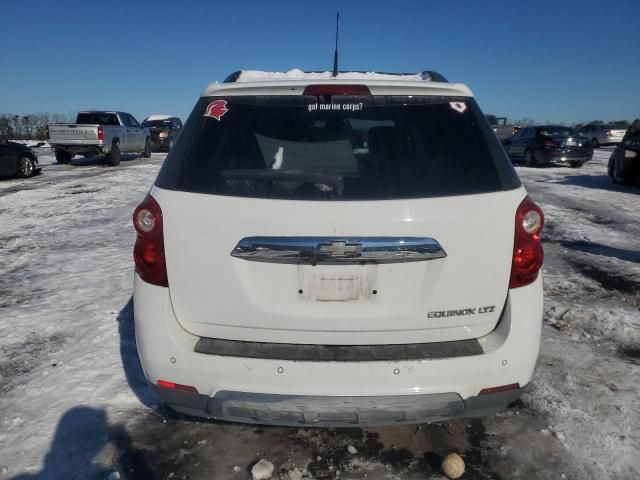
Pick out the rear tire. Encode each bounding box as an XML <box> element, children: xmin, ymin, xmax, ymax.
<box><xmin>524</xmin><ymin>149</ymin><xmax>536</xmax><ymax>167</ymax></box>
<box><xmin>55</xmin><ymin>150</ymin><xmax>71</xmax><ymax>164</ymax></box>
<box><xmin>107</xmin><ymin>142</ymin><xmax>121</xmax><ymax>166</ymax></box>
<box><xmin>591</xmin><ymin>138</ymin><xmax>600</xmax><ymax>148</ymax></box>
<box><xmin>569</xmin><ymin>162</ymin><xmax>583</xmax><ymax>168</ymax></box>
<box><xmin>141</xmin><ymin>138</ymin><xmax>151</xmax><ymax>158</ymax></box>
<box><xmin>16</xmin><ymin>156</ymin><xmax>36</xmax><ymax>178</ymax></box>
<box><xmin>611</xmin><ymin>166</ymin><xmax>631</xmax><ymax>185</ymax></box>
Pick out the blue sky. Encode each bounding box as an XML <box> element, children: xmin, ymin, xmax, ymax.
<box><xmin>1</xmin><ymin>0</ymin><xmax>638</xmax><ymax>124</ymax></box>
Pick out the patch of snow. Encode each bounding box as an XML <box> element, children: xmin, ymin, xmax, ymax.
<box><xmin>7</xmin><ymin>139</ymin><xmax>50</xmax><ymax>148</ymax></box>
<box><xmin>143</xmin><ymin>114</ymin><xmax>173</xmax><ymax>121</ymax></box>
<box><xmin>346</xmin><ymin>444</ymin><xmax>358</xmax><ymax>454</ymax></box>
<box><xmin>236</xmin><ymin>68</ymin><xmax>427</xmax><ymax>82</ymax></box>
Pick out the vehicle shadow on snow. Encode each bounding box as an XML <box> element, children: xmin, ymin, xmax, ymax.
<box><xmin>67</xmin><ymin>153</ymin><xmax>143</xmax><ymax>167</ymax></box>
<box><xmin>117</xmin><ymin>297</ymin><xmax>157</xmax><ymax>408</ymax></box>
<box><xmin>560</xmin><ymin>240</ymin><xmax>640</xmax><ymax>264</ymax></box>
<box><xmin>552</xmin><ymin>174</ymin><xmax>640</xmax><ymax>194</ymax></box>
<box><xmin>9</xmin><ymin>406</ymin><xmax>152</xmax><ymax>480</ymax></box>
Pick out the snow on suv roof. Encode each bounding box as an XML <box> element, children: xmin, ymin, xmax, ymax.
<box><xmin>234</xmin><ymin>69</ymin><xmax>431</xmax><ymax>82</ymax></box>
<box><xmin>145</xmin><ymin>115</ymin><xmax>174</xmax><ymax>121</ymax></box>
<box><xmin>202</xmin><ymin>69</ymin><xmax>473</xmax><ymax>97</ymax></box>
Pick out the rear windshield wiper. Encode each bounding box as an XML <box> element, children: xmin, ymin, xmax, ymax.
<box><xmin>222</xmin><ymin>169</ymin><xmax>344</xmax><ymax>191</ymax></box>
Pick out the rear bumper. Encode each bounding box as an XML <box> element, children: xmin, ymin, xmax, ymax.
<box><xmin>154</xmin><ymin>386</ymin><xmax>522</xmax><ymax>427</ymax></box>
<box><xmin>51</xmin><ymin>143</ymin><xmax>107</xmax><ymax>155</ymax></box>
<box><xmin>134</xmin><ymin>274</ymin><xmax>543</xmax><ymax>425</ymax></box>
<box><xmin>539</xmin><ymin>148</ymin><xmax>592</xmax><ymax>165</ymax></box>
<box><xmin>149</xmin><ymin>136</ymin><xmax>171</xmax><ymax>149</ymax></box>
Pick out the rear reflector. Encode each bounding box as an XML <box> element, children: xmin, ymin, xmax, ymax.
<box><xmin>479</xmin><ymin>383</ymin><xmax>520</xmax><ymax>395</ymax></box>
<box><xmin>157</xmin><ymin>380</ymin><xmax>199</xmax><ymax>394</ymax></box>
<box><xmin>97</xmin><ymin>125</ymin><xmax>104</xmax><ymax>142</ymax></box>
<box><xmin>303</xmin><ymin>84</ymin><xmax>371</xmax><ymax>96</ymax></box>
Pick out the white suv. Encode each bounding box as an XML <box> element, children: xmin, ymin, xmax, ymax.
<box><xmin>132</xmin><ymin>70</ymin><xmax>544</xmax><ymax>426</ymax></box>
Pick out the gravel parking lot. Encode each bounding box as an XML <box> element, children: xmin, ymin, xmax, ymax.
<box><xmin>0</xmin><ymin>148</ymin><xmax>638</xmax><ymax>479</ymax></box>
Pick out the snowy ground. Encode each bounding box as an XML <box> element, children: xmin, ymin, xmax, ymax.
<box><xmin>0</xmin><ymin>148</ymin><xmax>638</xmax><ymax>479</ymax></box>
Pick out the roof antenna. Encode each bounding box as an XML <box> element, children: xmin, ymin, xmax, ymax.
<box><xmin>332</xmin><ymin>12</ymin><xmax>340</xmax><ymax>77</ymax></box>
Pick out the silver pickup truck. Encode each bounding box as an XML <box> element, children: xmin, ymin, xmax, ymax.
<box><xmin>486</xmin><ymin>114</ymin><xmax>520</xmax><ymax>142</ymax></box>
<box><xmin>47</xmin><ymin>111</ymin><xmax>151</xmax><ymax>165</ymax></box>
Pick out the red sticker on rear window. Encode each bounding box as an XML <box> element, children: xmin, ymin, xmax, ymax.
<box><xmin>204</xmin><ymin>100</ymin><xmax>229</xmax><ymax>120</ymax></box>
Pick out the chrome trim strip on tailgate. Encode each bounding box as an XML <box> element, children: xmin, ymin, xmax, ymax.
<box><xmin>230</xmin><ymin>237</ymin><xmax>447</xmax><ymax>264</ymax></box>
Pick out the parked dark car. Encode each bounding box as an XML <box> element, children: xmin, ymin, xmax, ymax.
<box><xmin>608</xmin><ymin>119</ymin><xmax>639</xmax><ymax>185</ymax></box>
<box><xmin>141</xmin><ymin>115</ymin><xmax>182</xmax><ymax>152</ymax></box>
<box><xmin>0</xmin><ymin>141</ymin><xmax>40</xmax><ymax>178</ymax></box>
<box><xmin>504</xmin><ymin>125</ymin><xmax>593</xmax><ymax>168</ymax></box>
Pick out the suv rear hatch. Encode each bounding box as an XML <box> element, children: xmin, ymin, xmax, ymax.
<box><xmin>153</xmin><ymin>88</ymin><xmax>524</xmax><ymax>345</ymax></box>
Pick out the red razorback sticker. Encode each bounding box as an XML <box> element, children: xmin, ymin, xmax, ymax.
<box><xmin>204</xmin><ymin>100</ymin><xmax>229</xmax><ymax>120</ymax></box>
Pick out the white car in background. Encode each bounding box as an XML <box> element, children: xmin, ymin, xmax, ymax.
<box><xmin>132</xmin><ymin>69</ymin><xmax>545</xmax><ymax>426</ymax></box>
<box><xmin>577</xmin><ymin>123</ymin><xmax>627</xmax><ymax>148</ymax></box>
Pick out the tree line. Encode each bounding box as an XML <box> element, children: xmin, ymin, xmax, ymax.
<box><xmin>0</xmin><ymin>112</ymin><xmax>75</xmax><ymax>141</ymax></box>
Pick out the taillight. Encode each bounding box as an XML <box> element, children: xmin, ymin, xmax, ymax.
<box><xmin>509</xmin><ymin>196</ymin><xmax>544</xmax><ymax>289</ymax></box>
<box><xmin>157</xmin><ymin>380</ymin><xmax>198</xmax><ymax>394</ymax></box>
<box><xmin>479</xmin><ymin>383</ymin><xmax>520</xmax><ymax>395</ymax></box>
<box><xmin>133</xmin><ymin>194</ymin><xmax>168</xmax><ymax>287</ymax></box>
<box><xmin>605</xmin><ymin>130</ymin><xmax>612</xmax><ymax>137</ymax></box>
<box><xmin>303</xmin><ymin>84</ymin><xmax>371</xmax><ymax>96</ymax></box>
<box><xmin>45</xmin><ymin>125</ymin><xmax>50</xmax><ymax>140</ymax></box>
<box><xmin>97</xmin><ymin>125</ymin><xmax>104</xmax><ymax>141</ymax></box>
<box><xmin>543</xmin><ymin>139</ymin><xmax>556</xmax><ymax>147</ymax></box>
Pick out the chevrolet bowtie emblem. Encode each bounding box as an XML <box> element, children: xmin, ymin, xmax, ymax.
<box><xmin>317</xmin><ymin>240</ymin><xmax>362</xmax><ymax>257</ymax></box>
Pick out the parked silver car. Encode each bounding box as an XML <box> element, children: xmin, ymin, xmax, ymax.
<box><xmin>577</xmin><ymin>124</ymin><xmax>627</xmax><ymax>148</ymax></box>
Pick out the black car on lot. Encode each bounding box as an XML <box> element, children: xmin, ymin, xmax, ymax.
<box><xmin>608</xmin><ymin>119</ymin><xmax>639</xmax><ymax>185</ymax></box>
<box><xmin>141</xmin><ymin>115</ymin><xmax>182</xmax><ymax>152</ymax></box>
<box><xmin>504</xmin><ymin>125</ymin><xmax>593</xmax><ymax>168</ymax></box>
<box><xmin>0</xmin><ymin>141</ymin><xmax>40</xmax><ymax>178</ymax></box>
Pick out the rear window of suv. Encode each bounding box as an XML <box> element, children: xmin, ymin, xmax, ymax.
<box><xmin>156</xmin><ymin>95</ymin><xmax>520</xmax><ymax>200</ymax></box>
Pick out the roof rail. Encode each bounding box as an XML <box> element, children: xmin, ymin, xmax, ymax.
<box><xmin>223</xmin><ymin>71</ymin><xmax>242</xmax><ymax>83</ymax></box>
<box><xmin>420</xmin><ymin>70</ymin><xmax>448</xmax><ymax>82</ymax></box>
<box><xmin>223</xmin><ymin>70</ymin><xmax>448</xmax><ymax>83</ymax></box>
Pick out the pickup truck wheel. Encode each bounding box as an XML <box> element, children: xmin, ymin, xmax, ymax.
<box><xmin>141</xmin><ymin>138</ymin><xmax>151</xmax><ymax>158</ymax></box>
<box><xmin>107</xmin><ymin>142</ymin><xmax>121</xmax><ymax>166</ymax></box>
<box><xmin>17</xmin><ymin>156</ymin><xmax>36</xmax><ymax>178</ymax></box>
<box><xmin>591</xmin><ymin>138</ymin><xmax>600</xmax><ymax>148</ymax></box>
<box><xmin>55</xmin><ymin>150</ymin><xmax>71</xmax><ymax>164</ymax></box>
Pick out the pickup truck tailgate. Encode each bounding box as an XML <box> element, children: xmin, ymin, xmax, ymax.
<box><xmin>48</xmin><ymin>124</ymin><xmax>101</xmax><ymax>145</ymax></box>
